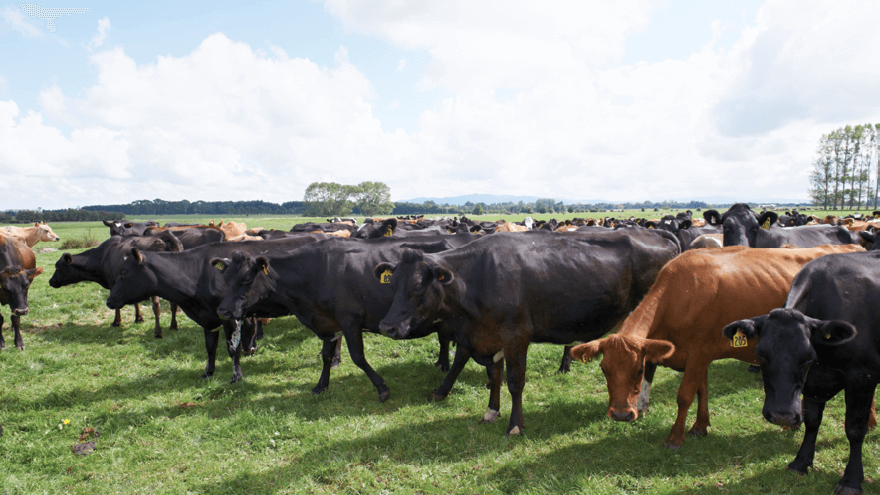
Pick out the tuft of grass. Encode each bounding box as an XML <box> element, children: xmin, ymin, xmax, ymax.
<box><xmin>60</xmin><ymin>232</ymin><xmax>100</xmax><ymax>249</ymax></box>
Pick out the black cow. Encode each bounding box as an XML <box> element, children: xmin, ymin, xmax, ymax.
<box><xmin>376</xmin><ymin>229</ymin><xmax>681</xmax><ymax>435</ymax></box>
<box><xmin>0</xmin><ymin>235</ymin><xmax>43</xmax><ymax>350</ymax></box>
<box><xmin>105</xmin><ymin>237</ymin><xmax>323</xmax><ymax>382</ymax></box>
<box><xmin>722</xmin><ymin>250</ymin><xmax>880</xmax><ymax>495</ymax></box>
<box><xmin>143</xmin><ymin>226</ymin><xmax>226</xmax><ymax>250</ymax></box>
<box><xmin>214</xmin><ymin>235</ymin><xmax>480</xmax><ymax>402</ymax></box>
<box><xmin>162</xmin><ymin>222</ymin><xmax>202</xmax><ymax>228</ymax></box>
<box><xmin>103</xmin><ymin>220</ymin><xmax>159</xmax><ymax>236</ymax></box>
<box><xmin>49</xmin><ymin>232</ymin><xmax>183</xmax><ymax>336</ymax></box>
<box><xmin>676</xmin><ymin>210</ymin><xmax>723</xmax><ymax>250</ymax></box>
<box><xmin>720</xmin><ymin>203</ymin><xmax>859</xmax><ymax>248</ymax></box>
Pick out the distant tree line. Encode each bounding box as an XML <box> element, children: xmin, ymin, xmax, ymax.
<box><xmin>2</xmin><ymin>208</ymin><xmax>124</xmax><ymax>224</ymax></box>
<box><xmin>81</xmin><ymin>199</ymin><xmax>307</xmax><ymax>216</ymax></box>
<box><xmin>304</xmin><ymin>181</ymin><xmax>395</xmax><ymax>217</ymax></box>
<box><xmin>810</xmin><ymin>123</ymin><xmax>880</xmax><ymax>210</ymax></box>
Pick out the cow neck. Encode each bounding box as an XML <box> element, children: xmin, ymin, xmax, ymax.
<box><xmin>18</xmin><ymin>227</ymin><xmax>39</xmax><ymax>248</ymax></box>
<box><xmin>69</xmin><ymin>246</ymin><xmax>113</xmax><ymax>288</ymax></box>
<box><xmin>262</xmin><ymin>244</ymin><xmax>322</xmax><ymax>306</ymax></box>
<box><xmin>146</xmin><ymin>250</ymin><xmax>201</xmax><ymax>301</ymax></box>
<box><xmin>614</xmin><ymin>291</ymin><xmax>664</xmax><ymax>341</ymax></box>
<box><xmin>430</xmin><ymin>246</ymin><xmax>478</xmax><ymax>323</ymax></box>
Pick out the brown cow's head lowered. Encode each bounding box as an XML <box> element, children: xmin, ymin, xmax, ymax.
<box><xmin>571</xmin><ymin>335</ymin><xmax>674</xmax><ymax>422</ymax></box>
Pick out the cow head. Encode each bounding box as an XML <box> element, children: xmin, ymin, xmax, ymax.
<box><xmin>720</xmin><ymin>203</ymin><xmax>777</xmax><ymax>247</ymax></box>
<box><xmin>722</xmin><ymin>309</ymin><xmax>856</xmax><ymax>428</ymax></box>
<box><xmin>376</xmin><ymin>249</ymin><xmax>453</xmax><ymax>339</ymax></box>
<box><xmin>570</xmin><ymin>335</ymin><xmax>674</xmax><ymax>422</ymax></box>
<box><xmin>0</xmin><ymin>265</ymin><xmax>43</xmax><ymax>314</ymax></box>
<box><xmin>214</xmin><ymin>250</ymin><xmax>276</xmax><ymax>320</ymax></box>
<box><xmin>703</xmin><ymin>209</ymin><xmax>722</xmax><ymax>226</ymax></box>
<box><xmin>35</xmin><ymin>222</ymin><xmax>60</xmax><ymax>242</ymax></box>
<box><xmin>106</xmin><ymin>248</ymin><xmax>158</xmax><ymax>309</ymax></box>
<box><xmin>49</xmin><ymin>252</ymin><xmax>83</xmax><ymax>288</ymax></box>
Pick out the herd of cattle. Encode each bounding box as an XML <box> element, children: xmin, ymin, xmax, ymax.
<box><xmin>2</xmin><ymin>204</ymin><xmax>880</xmax><ymax>494</ymax></box>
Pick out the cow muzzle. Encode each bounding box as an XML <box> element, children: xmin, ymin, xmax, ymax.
<box><xmin>608</xmin><ymin>407</ymin><xmax>637</xmax><ymax>422</ymax></box>
<box><xmin>13</xmin><ymin>307</ymin><xmax>29</xmax><ymax>316</ymax></box>
<box><xmin>378</xmin><ymin>320</ymin><xmax>409</xmax><ymax>339</ymax></box>
<box><xmin>764</xmin><ymin>410</ymin><xmax>801</xmax><ymax>428</ymax></box>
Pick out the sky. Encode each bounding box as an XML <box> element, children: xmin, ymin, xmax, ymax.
<box><xmin>1</xmin><ymin>0</ymin><xmax>879</xmax><ymax>210</ymax></box>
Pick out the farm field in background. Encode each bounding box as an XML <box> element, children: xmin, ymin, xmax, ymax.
<box><xmin>1</xmin><ymin>217</ymin><xmax>878</xmax><ymax>493</ymax></box>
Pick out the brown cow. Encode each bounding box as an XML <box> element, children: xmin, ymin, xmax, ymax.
<box><xmin>209</xmin><ymin>220</ymin><xmax>247</xmax><ymax>238</ymax></box>
<box><xmin>495</xmin><ymin>222</ymin><xmax>529</xmax><ymax>232</ymax></box>
<box><xmin>1</xmin><ymin>222</ymin><xmax>60</xmax><ymax>248</ymax></box>
<box><xmin>0</xmin><ymin>235</ymin><xmax>44</xmax><ymax>350</ymax></box>
<box><xmin>570</xmin><ymin>243</ymin><xmax>865</xmax><ymax>450</ymax></box>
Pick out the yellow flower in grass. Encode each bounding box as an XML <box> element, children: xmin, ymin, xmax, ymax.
<box><xmin>63</xmin><ymin>419</ymin><xmax>70</xmax><ymax>425</ymax></box>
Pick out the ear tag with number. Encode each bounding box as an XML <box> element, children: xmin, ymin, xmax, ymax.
<box><xmin>380</xmin><ymin>269</ymin><xmax>392</xmax><ymax>284</ymax></box>
<box><xmin>762</xmin><ymin>219</ymin><xmax>771</xmax><ymax>230</ymax></box>
<box><xmin>215</xmin><ymin>261</ymin><xmax>225</xmax><ymax>271</ymax></box>
<box><xmin>730</xmin><ymin>330</ymin><xmax>748</xmax><ymax>348</ymax></box>
<box><xmin>648</xmin><ymin>225</ymin><xmax>653</xmax><ymax>229</ymax></box>
<box><xmin>384</xmin><ymin>226</ymin><xmax>393</xmax><ymax>237</ymax></box>
<box><xmin>262</xmin><ymin>265</ymin><xmax>269</xmax><ymax>275</ymax></box>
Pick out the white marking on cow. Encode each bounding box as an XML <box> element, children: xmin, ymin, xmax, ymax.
<box><xmin>509</xmin><ymin>425</ymin><xmax>521</xmax><ymax>435</ymax></box>
<box><xmin>231</xmin><ymin>320</ymin><xmax>242</xmax><ymax>349</ymax></box>
<box><xmin>637</xmin><ymin>380</ymin><xmax>651</xmax><ymax>414</ymax></box>
<box><xmin>493</xmin><ymin>349</ymin><xmax>504</xmax><ymax>363</ymax></box>
<box><xmin>483</xmin><ymin>409</ymin><xmax>500</xmax><ymax>422</ymax></box>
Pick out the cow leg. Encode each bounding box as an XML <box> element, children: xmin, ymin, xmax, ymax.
<box><xmin>330</xmin><ymin>334</ymin><xmax>342</xmax><ymax>370</ymax></box>
<box><xmin>11</xmin><ymin>314</ymin><xmax>24</xmax><ymax>351</ymax></box>
<box><xmin>504</xmin><ymin>343</ymin><xmax>530</xmax><ymax>435</ymax></box>
<box><xmin>430</xmin><ymin>344</ymin><xmax>472</xmax><ymax>402</ymax></box>
<box><xmin>435</xmin><ymin>332</ymin><xmax>451</xmax><ymax>372</ymax></box>
<box><xmin>134</xmin><ymin>303</ymin><xmax>144</xmax><ymax>323</ymax></box>
<box><xmin>222</xmin><ymin>321</ymin><xmax>243</xmax><ymax>383</ymax></box>
<box><xmin>789</xmin><ymin>396</ymin><xmax>828</xmax><ymax>474</ymax></box>
<box><xmin>341</xmin><ymin>328</ymin><xmax>390</xmax><ymax>402</ymax></box>
<box><xmin>169</xmin><ymin>302</ymin><xmax>179</xmax><ymax>331</ymax></box>
<box><xmin>637</xmin><ymin>362</ymin><xmax>658</xmax><ymax>415</ymax></box>
<box><xmin>834</xmin><ymin>388</ymin><xmax>874</xmax><ymax>495</ymax></box>
<box><xmin>201</xmin><ymin>327</ymin><xmax>219</xmax><ymax>379</ymax></box>
<box><xmin>312</xmin><ymin>338</ymin><xmax>338</xmax><ymax>394</ymax></box>
<box><xmin>481</xmin><ymin>359</ymin><xmax>504</xmax><ymax>424</ymax></box>
<box><xmin>688</xmin><ymin>373</ymin><xmax>711</xmax><ymax>436</ymax></box>
<box><xmin>111</xmin><ymin>308</ymin><xmax>122</xmax><ymax>327</ymax></box>
<box><xmin>0</xmin><ymin>313</ymin><xmax>5</xmax><ymax>349</ymax></box>
<box><xmin>663</xmin><ymin>361</ymin><xmax>709</xmax><ymax>449</ymax></box>
<box><xmin>151</xmin><ymin>296</ymin><xmax>162</xmax><ymax>339</ymax></box>
<box><xmin>556</xmin><ymin>345</ymin><xmax>573</xmax><ymax>374</ymax></box>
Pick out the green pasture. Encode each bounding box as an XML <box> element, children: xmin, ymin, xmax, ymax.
<box><xmin>0</xmin><ymin>218</ymin><xmax>877</xmax><ymax>494</ymax></box>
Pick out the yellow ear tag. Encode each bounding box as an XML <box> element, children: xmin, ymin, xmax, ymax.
<box><xmin>380</xmin><ymin>269</ymin><xmax>392</xmax><ymax>284</ymax></box>
<box><xmin>262</xmin><ymin>266</ymin><xmax>269</xmax><ymax>276</ymax></box>
<box><xmin>438</xmin><ymin>274</ymin><xmax>445</xmax><ymax>281</ymax></box>
<box><xmin>824</xmin><ymin>332</ymin><xmax>831</xmax><ymax>340</ymax></box>
<box><xmin>384</xmin><ymin>226</ymin><xmax>393</xmax><ymax>237</ymax></box>
<box><xmin>730</xmin><ymin>330</ymin><xmax>748</xmax><ymax>348</ymax></box>
<box><xmin>762</xmin><ymin>220</ymin><xmax>771</xmax><ymax>230</ymax></box>
<box><xmin>214</xmin><ymin>261</ymin><xmax>225</xmax><ymax>271</ymax></box>
<box><xmin>875</xmin><ymin>214</ymin><xmax>879</xmax><ymax>219</ymax></box>
<box><xmin>648</xmin><ymin>225</ymin><xmax>654</xmax><ymax>229</ymax></box>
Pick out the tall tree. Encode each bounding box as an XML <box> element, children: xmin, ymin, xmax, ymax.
<box><xmin>303</xmin><ymin>182</ymin><xmax>361</xmax><ymax>217</ymax></box>
<box><xmin>809</xmin><ymin>133</ymin><xmax>834</xmax><ymax>209</ymax></box>
<box><xmin>355</xmin><ymin>181</ymin><xmax>395</xmax><ymax>216</ymax></box>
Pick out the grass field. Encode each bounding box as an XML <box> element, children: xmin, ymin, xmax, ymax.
<box><xmin>1</xmin><ymin>216</ymin><xmax>877</xmax><ymax>494</ymax></box>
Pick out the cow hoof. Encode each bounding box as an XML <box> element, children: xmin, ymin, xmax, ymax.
<box><xmin>330</xmin><ymin>363</ymin><xmax>340</xmax><ymax>370</ymax></box>
<box><xmin>555</xmin><ymin>367</ymin><xmax>571</xmax><ymax>375</ymax></box>
<box><xmin>663</xmin><ymin>440</ymin><xmax>682</xmax><ymax>451</ymax></box>
<box><xmin>311</xmin><ymin>385</ymin><xmax>328</xmax><ymax>395</ymax></box>
<box><xmin>170</xmin><ymin>324</ymin><xmax>178</xmax><ymax>331</ymax></box>
<box><xmin>747</xmin><ymin>365</ymin><xmax>761</xmax><ymax>373</ymax></box>
<box><xmin>507</xmin><ymin>425</ymin><xmax>522</xmax><ymax>436</ymax></box>
<box><xmin>687</xmin><ymin>426</ymin><xmax>708</xmax><ymax>437</ymax></box>
<box><xmin>135</xmin><ymin>316</ymin><xmax>145</xmax><ymax>323</ymax></box>
<box><xmin>428</xmin><ymin>390</ymin><xmax>446</xmax><ymax>403</ymax></box>
<box><xmin>154</xmin><ymin>334</ymin><xmax>163</xmax><ymax>339</ymax></box>
<box><xmin>201</xmin><ymin>372</ymin><xmax>214</xmax><ymax>379</ymax></box>
<box><xmin>786</xmin><ymin>463</ymin><xmax>809</xmax><ymax>475</ymax></box>
<box><xmin>834</xmin><ymin>484</ymin><xmax>862</xmax><ymax>495</ymax></box>
<box><xmin>17</xmin><ymin>345</ymin><xmax>25</xmax><ymax>351</ymax></box>
<box><xmin>230</xmin><ymin>375</ymin><xmax>242</xmax><ymax>384</ymax></box>
<box><xmin>378</xmin><ymin>390</ymin><xmax>390</xmax><ymax>403</ymax></box>
<box><xmin>481</xmin><ymin>409</ymin><xmax>500</xmax><ymax>423</ymax></box>
<box><xmin>110</xmin><ymin>322</ymin><xmax>121</xmax><ymax>328</ymax></box>
<box><xmin>434</xmin><ymin>360</ymin><xmax>450</xmax><ymax>372</ymax></box>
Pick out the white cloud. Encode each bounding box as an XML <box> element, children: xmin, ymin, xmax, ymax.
<box><xmin>1</xmin><ymin>5</ymin><xmax>42</xmax><ymax>37</ymax></box>
<box><xmin>87</xmin><ymin>17</ymin><xmax>110</xmax><ymax>50</ymax></box>
<box><xmin>397</xmin><ymin>59</ymin><xmax>405</xmax><ymax>71</ymax></box>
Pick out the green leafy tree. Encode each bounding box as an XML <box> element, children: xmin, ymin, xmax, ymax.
<box><xmin>356</xmin><ymin>181</ymin><xmax>395</xmax><ymax>216</ymax></box>
<box><xmin>303</xmin><ymin>182</ymin><xmax>360</xmax><ymax>217</ymax></box>
<box><xmin>472</xmin><ymin>204</ymin><xmax>484</xmax><ymax>215</ymax></box>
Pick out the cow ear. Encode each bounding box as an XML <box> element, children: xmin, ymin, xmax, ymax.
<box><xmin>62</xmin><ymin>252</ymin><xmax>73</xmax><ymax>264</ymax></box>
<box><xmin>644</xmin><ymin>221</ymin><xmax>657</xmax><ymax>229</ymax></box>
<box><xmin>809</xmin><ymin>319</ymin><xmax>857</xmax><ymax>346</ymax></box>
<box><xmin>722</xmin><ymin>315</ymin><xmax>766</xmax><ymax>340</ymax></box>
<box><xmin>373</xmin><ymin>262</ymin><xmax>395</xmax><ymax>281</ymax></box>
<box><xmin>757</xmin><ymin>211</ymin><xmax>778</xmax><ymax>230</ymax></box>
<box><xmin>255</xmin><ymin>256</ymin><xmax>271</xmax><ymax>276</ymax></box>
<box><xmin>703</xmin><ymin>210</ymin><xmax>721</xmax><ymax>225</ymax></box>
<box><xmin>103</xmin><ymin>219</ymin><xmax>113</xmax><ymax>227</ymax></box>
<box><xmin>469</xmin><ymin>225</ymin><xmax>482</xmax><ymax>233</ymax></box>
<box><xmin>33</xmin><ymin>222</ymin><xmax>40</xmax><ymax>227</ymax></box>
<box><xmin>570</xmin><ymin>340</ymin><xmax>603</xmax><ymax>363</ymax></box>
<box><xmin>643</xmin><ymin>339</ymin><xmax>675</xmax><ymax>364</ymax></box>
<box><xmin>679</xmin><ymin>219</ymin><xmax>693</xmax><ymax>230</ymax></box>
<box><xmin>26</xmin><ymin>267</ymin><xmax>44</xmax><ymax>281</ymax></box>
<box><xmin>130</xmin><ymin>247</ymin><xmax>144</xmax><ymax>263</ymax></box>
<box><xmin>433</xmin><ymin>266</ymin><xmax>454</xmax><ymax>285</ymax></box>
<box><xmin>210</xmin><ymin>257</ymin><xmax>231</xmax><ymax>272</ymax></box>
<box><xmin>859</xmin><ymin>230</ymin><xmax>875</xmax><ymax>245</ymax></box>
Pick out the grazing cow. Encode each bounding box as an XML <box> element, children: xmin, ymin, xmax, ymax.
<box><xmin>719</xmin><ymin>203</ymin><xmax>859</xmax><ymax>248</ymax></box>
<box><xmin>0</xmin><ymin>235</ymin><xmax>43</xmax><ymax>350</ymax></box>
<box><xmin>722</xmin><ymin>250</ymin><xmax>880</xmax><ymax>495</ymax></box>
<box><xmin>103</xmin><ymin>220</ymin><xmax>160</xmax><ymax>236</ymax></box>
<box><xmin>214</xmin><ymin>235</ymin><xmax>481</xmax><ymax>402</ymax></box>
<box><xmin>570</xmin><ymin>244</ymin><xmax>864</xmax><ymax>449</ymax></box>
<box><xmin>1</xmin><ymin>222</ymin><xmax>60</xmax><ymax>248</ymax></box>
<box><xmin>377</xmin><ymin>229</ymin><xmax>681</xmax><ymax>435</ymax></box>
<box><xmin>49</xmin><ymin>232</ymin><xmax>183</xmax><ymax>336</ymax></box>
<box><xmin>105</xmin><ymin>237</ymin><xmax>324</xmax><ymax>382</ymax></box>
